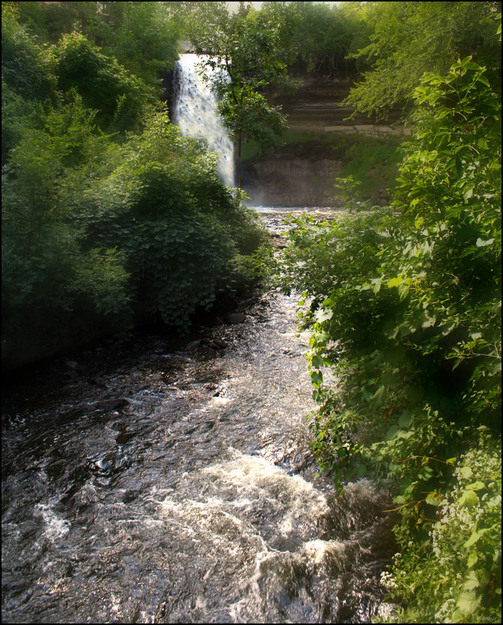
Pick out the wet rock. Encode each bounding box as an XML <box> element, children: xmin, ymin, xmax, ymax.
<box><xmin>212</xmin><ymin>386</ymin><xmax>227</xmax><ymax>398</ymax></box>
<box><xmin>225</xmin><ymin>312</ymin><xmax>246</xmax><ymax>324</ymax></box>
<box><xmin>187</xmin><ymin>340</ymin><xmax>202</xmax><ymax>351</ymax></box>
<box><xmin>122</xmin><ymin>490</ymin><xmax>137</xmax><ymax>503</ymax></box>
<box><xmin>116</xmin><ymin>432</ymin><xmax>135</xmax><ymax>445</ymax></box>
<box><xmin>201</xmin><ymin>338</ymin><xmax>227</xmax><ymax>350</ymax></box>
<box><xmin>270</xmin><ymin>234</ymin><xmax>287</xmax><ymax>248</ymax></box>
<box><xmin>98</xmin><ymin>398</ymin><xmax>129</xmax><ymax>411</ymax></box>
<box><xmin>88</xmin><ymin>378</ymin><xmax>107</xmax><ymax>388</ymax></box>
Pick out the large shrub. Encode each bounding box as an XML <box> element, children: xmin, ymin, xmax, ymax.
<box><xmin>1</xmin><ymin>3</ymin><xmax>55</xmax><ymax>102</ymax></box>
<box><xmin>1</xmin><ymin>94</ymin><xmax>132</xmax><ymax>369</ymax></box>
<box><xmin>279</xmin><ymin>57</ymin><xmax>501</xmax><ymax>622</ymax></box>
<box><xmin>78</xmin><ymin>112</ymin><xmax>267</xmax><ymax>331</ymax></box>
<box><xmin>1</xmin><ymin>3</ymin><xmax>57</xmax><ymax>163</ymax></box>
<box><xmin>48</xmin><ymin>31</ymin><xmax>153</xmax><ymax>134</ymax></box>
<box><xmin>2</xmin><ymin>106</ymin><xmax>266</xmax><ymax>369</ymax></box>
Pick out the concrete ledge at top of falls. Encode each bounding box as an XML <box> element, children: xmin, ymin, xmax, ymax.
<box><xmin>323</xmin><ymin>124</ymin><xmax>411</xmax><ymax>137</ymax></box>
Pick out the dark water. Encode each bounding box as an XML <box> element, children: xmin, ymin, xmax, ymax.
<box><xmin>2</xmin><ymin>208</ymin><xmax>397</xmax><ymax>623</ymax></box>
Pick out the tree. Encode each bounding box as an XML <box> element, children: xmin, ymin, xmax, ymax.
<box><xmin>47</xmin><ymin>31</ymin><xmax>153</xmax><ymax>134</ymax></box>
<box><xmin>12</xmin><ymin>1</ymin><xmax>183</xmax><ymax>95</ymax></box>
<box><xmin>2</xmin><ymin>3</ymin><xmax>267</xmax><ymax>370</ymax></box>
<box><xmin>344</xmin><ymin>1</ymin><xmax>501</xmax><ymax>121</ymax></box>
<box><xmin>279</xmin><ymin>1</ymin><xmax>371</xmax><ymax>79</ymax></box>
<box><xmin>185</xmin><ymin>1</ymin><xmax>295</xmax><ymax>188</ymax></box>
<box><xmin>84</xmin><ymin>1</ymin><xmax>182</xmax><ymax>94</ymax></box>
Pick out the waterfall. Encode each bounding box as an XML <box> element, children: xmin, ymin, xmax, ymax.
<box><xmin>172</xmin><ymin>53</ymin><xmax>235</xmax><ymax>188</ymax></box>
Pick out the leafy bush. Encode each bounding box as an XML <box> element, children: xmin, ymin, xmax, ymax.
<box><xmin>48</xmin><ymin>32</ymin><xmax>153</xmax><ymax>133</ymax></box>
<box><xmin>279</xmin><ymin>56</ymin><xmax>501</xmax><ymax>622</ymax></box>
<box><xmin>2</xmin><ymin>6</ymin><xmax>267</xmax><ymax>369</ymax></box>
<box><xmin>334</xmin><ymin>134</ymin><xmax>403</xmax><ymax>203</ymax></box>
<box><xmin>2</xmin><ymin>94</ymin><xmax>132</xmax><ymax>369</ymax></box>
<box><xmin>381</xmin><ymin>429</ymin><xmax>501</xmax><ymax>623</ymax></box>
<box><xmin>1</xmin><ymin>3</ymin><xmax>56</xmax><ymax>102</ymax></box>
<box><xmin>70</xmin><ymin>112</ymin><xmax>268</xmax><ymax>331</ymax></box>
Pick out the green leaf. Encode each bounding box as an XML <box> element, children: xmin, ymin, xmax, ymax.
<box><xmin>315</xmin><ymin>307</ymin><xmax>334</xmax><ymax>323</ymax></box>
<box><xmin>463</xmin><ymin>187</ymin><xmax>474</xmax><ymax>201</ymax></box>
<box><xmin>465</xmin><ymin>480</ymin><xmax>485</xmax><ymax>491</ymax></box>
<box><xmin>462</xmin><ymin>570</ymin><xmax>480</xmax><ymax>592</ymax></box>
<box><xmin>387</xmin><ymin>276</ymin><xmax>402</xmax><ymax>288</ymax></box>
<box><xmin>425</xmin><ymin>491</ymin><xmax>443</xmax><ymax>506</ymax></box>
<box><xmin>467</xmin><ymin>551</ymin><xmax>479</xmax><ymax>568</ymax></box>
<box><xmin>398</xmin><ymin>412</ymin><xmax>412</xmax><ymax>428</ymax></box>
<box><xmin>475</xmin><ymin>237</ymin><xmax>494</xmax><ymax>247</ymax></box>
<box><xmin>310</xmin><ymin>370</ymin><xmax>323</xmax><ymax>385</ymax></box>
<box><xmin>459</xmin><ymin>466</ymin><xmax>473</xmax><ymax>479</ymax></box>
<box><xmin>398</xmin><ymin>282</ymin><xmax>410</xmax><ymax>300</ymax></box>
<box><xmin>458</xmin><ymin>489</ymin><xmax>478</xmax><ymax>508</ymax></box>
<box><xmin>456</xmin><ymin>591</ymin><xmax>481</xmax><ymax>616</ymax></box>
<box><xmin>385</xmin><ymin>424</ymin><xmax>398</xmax><ymax>440</ymax></box>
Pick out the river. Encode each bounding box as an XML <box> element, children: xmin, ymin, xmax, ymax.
<box><xmin>2</xmin><ymin>207</ymin><xmax>397</xmax><ymax>623</ymax></box>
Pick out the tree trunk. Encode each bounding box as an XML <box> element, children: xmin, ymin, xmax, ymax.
<box><xmin>236</xmin><ymin>131</ymin><xmax>242</xmax><ymax>189</ymax></box>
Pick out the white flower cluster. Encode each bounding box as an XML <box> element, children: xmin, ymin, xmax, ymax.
<box><xmin>380</xmin><ymin>569</ymin><xmax>397</xmax><ymax>590</ymax></box>
<box><xmin>434</xmin><ymin>598</ymin><xmax>456</xmax><ymax>621</ymax></box>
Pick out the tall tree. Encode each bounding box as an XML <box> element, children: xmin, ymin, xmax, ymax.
<box><xmin>344</xmin><ymin>1</ymin><xmax>501</xmax><ymax>121</ymax></box>
<box><xmin>185</xmin><ymin>1</ymin><xmax>296</xmax><ymax>188</ymax></box>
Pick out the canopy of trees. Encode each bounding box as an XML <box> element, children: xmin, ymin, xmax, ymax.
<box><xmin>343</xmin><ymin>1</ymin><xmax>501</xmax><ymax>120</ymax></box>
<box><xmin>2</xmin><ymin>1</ymin><xmax>267</xmax><ymax>370</ymax></box>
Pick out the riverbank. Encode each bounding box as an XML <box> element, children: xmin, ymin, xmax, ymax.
<box><xmin>2</xmin><ymin>209</ymin><xmax>398</xmax><ymax>621</ymax></box>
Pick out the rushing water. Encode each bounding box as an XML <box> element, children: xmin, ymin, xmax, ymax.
<box><xmin>2</xmin><ymin>207</ymin><xmax>397</xmax><ymax>624</ymax></box>
<box><xmin>172</xmin><ymin>54</ymin><xmax>235</xmax><ymax>188</ymax></box>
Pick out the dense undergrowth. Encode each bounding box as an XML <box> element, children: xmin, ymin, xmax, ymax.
<box><xmin>278</xmin><ymin>57</ymin><xmax>501</xmax><ymax>623</ymax></box>
<box><xmin>2</xmin><ymin>3</ymin><xmax>268</xmax><ymax>370</ymax></box>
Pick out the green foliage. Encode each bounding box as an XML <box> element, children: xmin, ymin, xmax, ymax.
<box><xmin>48</xmin><ymin>31</ymin><xmax>153</xmax><ymax>133</ymax></box>
<box><xmin>380</xmin><ymin>430</ymin><xmax>501</xmax><ymax>623</ymax></box>
<box><xmin>68</xmin><ymin>112</ymin><xmax>268</xmax><ymax>332</ymax></box>
<box><xmin>12</xmin><ymin>1</ymin><xmax>99</xmax><ymax>45</ymax></box>
<box><xmin>1</xmin><ymin>3</ymin><xmax>57</xmax><ymax>162</ymax></box>
<box><xmin>84</xmin><ymin>1</ymin><xmax>182</xmax><ymax>92</ymax></box>
<box><xmin>12</xmin><ymin>1</ymin><xmax>182</xmax><ymax>93</ymax></box>
<box><xmin>276</xmin><ymin>0</ymin><xmax>371</xmax><ymax>79</ymax></box>
<box><xmin>344</xmin><ymin>1</ymin><xmax>501</xmax><ymax>121</ymax></box>
<box><xmin>1</xmin><ymin>6</ymin><xmax>267</xmax><ymax>369</ymax></box>
<box><xmin>2</xmin><ymin>90</ymin><xmax>132</xmax><ymax>368</ymax></box>
<box><xmin>1</xmin><ymin>2</ymin><xmax>56</xmax><ymax>102</ymax></box>
<box><xmin>279</xmin><ymin>57</ymin><xmax>501</xmax><ymax>622</ymax></box>
<box><xmin>334</xmin><ymin>134</ymin><xmax>403</xmax><ymax>204</ymax></box>
<box><xmin>186</xmin><ymin>2</ymin><xmax>294</xmax><ymax>186</ymax></box>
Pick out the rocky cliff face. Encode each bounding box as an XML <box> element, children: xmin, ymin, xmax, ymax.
<box><xmin>242</xmin><ymin>154</ymin><xmax>344</xmax><ymax>207</ymax></box>
<box><xmin>241</xmin><ymin>77</ymin><xmax>407</xmax><ymax>207</ymax></box>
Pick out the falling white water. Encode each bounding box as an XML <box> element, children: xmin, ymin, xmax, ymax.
<box><xmin>172</xmin><ymin>53</ymin><xmax>235</xmax><ymax>188</ymax></box>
